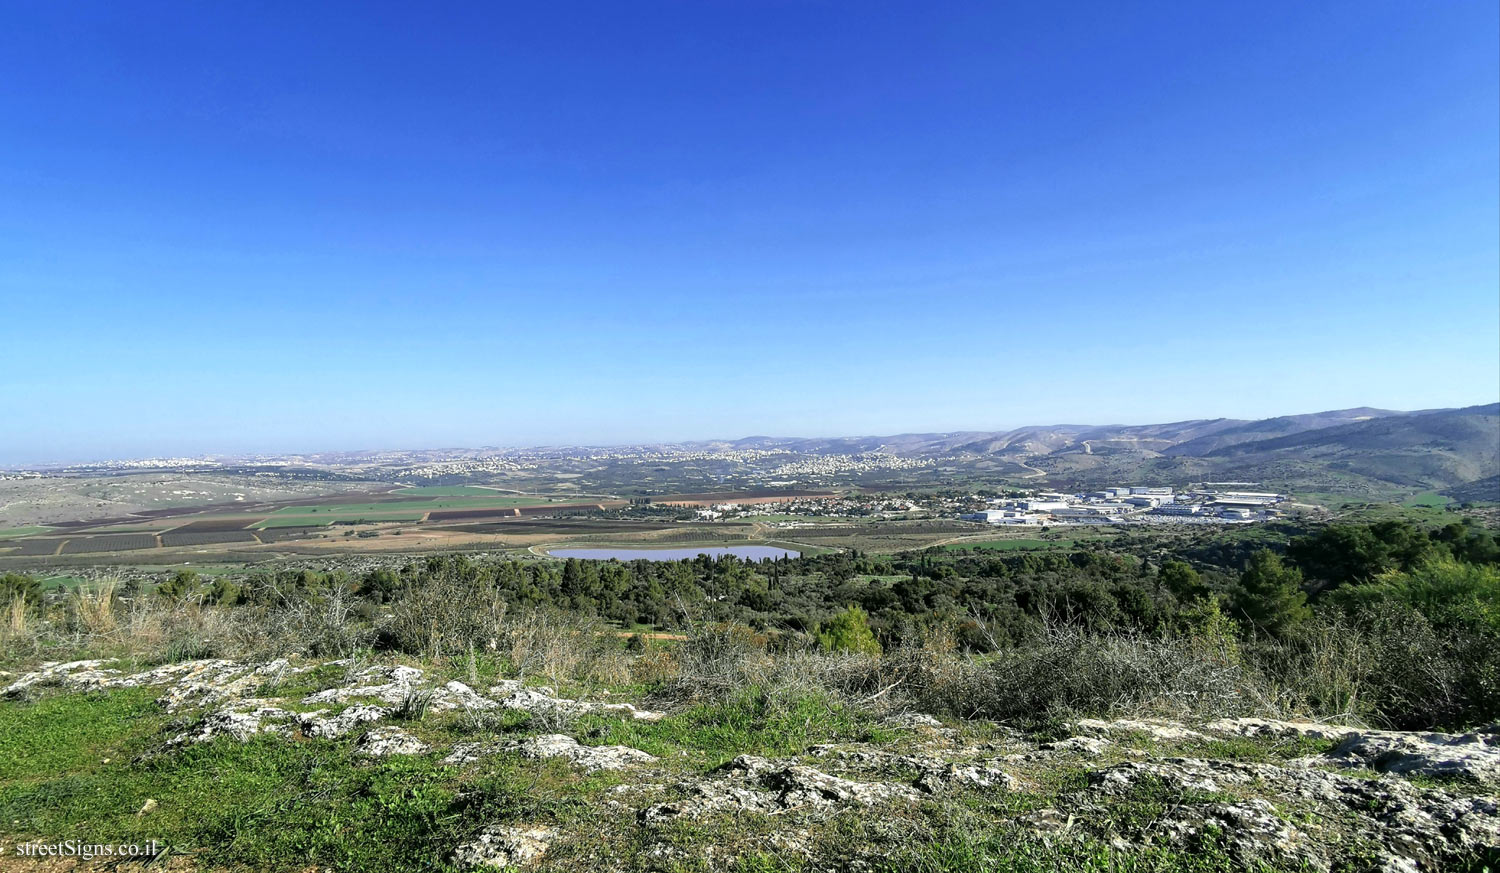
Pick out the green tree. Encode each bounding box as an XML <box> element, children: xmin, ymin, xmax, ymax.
<box><xmin>1158</xmin><ymin>560</ymin><xmax>1205</xmax><ymax>600</ymax></box>
<box><xmin>1232</xmin><ymin>550</ymin><xmax>1310</xmax><ymax>636</ymax></box>
<box><xmin>1287</xmin><ymin>525</ymin><xmax>1395</xmax><ymax>588</ymax></box>
<box><xmin>155</xmin><ymin>569</ymin><xmax>201</xmax><ymax>603</ymax></box>
<box><xmin>1333</xmin><ymin>558</ymin><xmax>1500</xmax><ymax>635</ymax></box>
<box><xmin>817</xmin><ymin>605</ymin><xmax>882</xmax><ymax>656</ymax></box>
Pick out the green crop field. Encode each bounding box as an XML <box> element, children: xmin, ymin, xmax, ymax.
<box><xmin>390</xmin><ymin>485</ymin><xmax>507</xmax><ymax>496</ymax></box>
<box><xmin>254</xmin><ymin>511</ymin><xmax>427</xmax><ymax>529</ymax></box>
<box><xmin>941</xmin><ymin>538</ymin><xmax>1075</xmax><ymax>552</ymax></box>
<box><xmin>1402</xmin><ymin>491</ymin><xmax>1453</xmax><ymax>508</ymax></box>
<box><xmin>269</xmin><ymin>497</ymin><xmax>563</xmax><ymax>517</ymax></box>
<box><xmin>0</xmin><ymin>526</ymin><xmax>52</xmax><ymax>539</ymax></box>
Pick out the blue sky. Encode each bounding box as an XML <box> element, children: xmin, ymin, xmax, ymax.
<box><xmin>2</xmin><ymin>1</ymin><xmax>1496</xmax><ymax>464</ymax></box>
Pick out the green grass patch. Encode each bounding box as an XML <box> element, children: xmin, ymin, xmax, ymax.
<box><xmin>1402</xmin><ymin>491</ymin><xmax>1453</xmax><ymax>508</ymax></box>
<box><xmin>577</xmin><ymin>687</ymin><xmax>890</xmax><ymax>768</ymax></box>
<box><xmin>0</xmin><ymin>688</ymin><xmax>164</xmax><ymax>786</ymax></box>
<box><xmin>0</xmin><ymin>688</ymin><xmax>621</xmax><ymax>872</ymax></box>
<box><xmin>0</xmin><ymin>526</ymin><xmax>52</xmax><ymax>539</ymax></box>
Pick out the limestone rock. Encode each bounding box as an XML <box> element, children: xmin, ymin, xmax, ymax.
<box><xmin>168</xmin><ymin>705</ymin><xmax>296</xmax><ymax>746</ymax></box>
<box><xmin>452</xmin><ymin>825</ymin><xmax>556</xmax><ymax>869</ymax></box>
<box><xmin>1085</xmin><ymin>756</ymin><xmax>1500</xmax><ymax>871</ymax></box>
<box><xmin>434</xmin><ymin>680</ymin><xmax>498</xmax><ymax>712</ymax></box>
<box><xmin>1313</xmin><ymin>730</ymin><xmax>1500</xmax><ymax>785</ymax></box>
<box><xmin>303</xmin><ymin>665</ymin><xmax>425</xmax><ymax>707</ymax></box>
<box><xmin>2</xmin><ymin>659</ymin><xmax>120</xmax><ymax>696</ymax></box>
<box><xmin>444</xmin><ymin>734</ymin><xmax>657</xmax><ymax>772</ymax></box>
<box><xmin>486</xmin><ymin>684</ymin><xmax>664</xmax><ymax>722</ymax></box>
<box><xmin>1206</xmin><ymin>717</ymin><xmax>1362</xmax><ymax>743</ymax></box>
<box><xmin>513</xmin><ymin>734</ymin><xmax>657</xmax><ymax>772</ymax></box>
<box><xmin>1073</xmin><ymin>718</ymin><xmax>1210</xmax><ymax>742</ymax></box>
<box><xmin>642</xmin><ymin>755</ymin><xmax>922</xmax><ymax>822</ymax></box>
<box><xmin>356</xmin><ymin>726</ymin><xmax>429</xmax><ymax>757</ymax></box>
<box><xmin>299</xmin><ymin>704</ymin><xmax>391</xmax><ymax>739</ymax></box>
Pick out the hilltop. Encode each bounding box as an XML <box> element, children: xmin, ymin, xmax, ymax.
<box><xmin>701</xmin><ymin>403</ymin><xmax>1500</xmax><ymax>496</ymax></box>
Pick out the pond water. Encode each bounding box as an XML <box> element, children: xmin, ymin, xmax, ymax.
<box><xmin>546</xmin><ymin>545</ymin><xmax>800</xmax><ymax>561</ymax></box>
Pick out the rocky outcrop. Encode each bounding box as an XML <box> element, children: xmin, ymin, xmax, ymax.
<box><xmin>452</xmin><ymin>825</ymin><xmax>556</xmax><ymax>869</ymax></box>
<box><xmin>1087</xmin><ymin>756</ymin><xmax>1500</xmax><ymax>872</ymax></box>
<box><xmin>356</xmin><ymin>726</ymin><xmax>430</xmax><ymax>757</ymax></box>
<box><xmin>168</xmin><ymin>704</ymin><xmax>297</xmax><ymax>746</ymax></box>
<box><xmin>641</xmin><ymin>754</ymin><xmax>924</xmax><ymax>822</ymax></box>
<box><xmin>10</xmin><ymin>659</ymin><xmax>1498</xmax><ymax>871</ymax></box>
<box><xmin>300</xmin><ymin>704</ymin><xmax>392</xmax><ymax>739</ymax></box>
<box><xmin>1206</xmin><ymin>716</ymin><xmax>1364</xmax><ymax>742</ymax></box>
<box><xmin>1206</xmin><ymin>716</ymin><xmax>1500</xmax><ymax>786</ymax></box>
<box><xmin>1314</xmin><ymin>730</ymin><xmax>1500</xmax><ymax>785</ymax></box>
<box><xmin>805</xmin><ymin>743</ymin><xmax>1016</xmax><ymax>793</ymax></box>
<box><xmin>303</xmin><ymin>665</ymin><xmax>425</xmax><ymax>707</ymax></box>
<box><xmin>1073</xmin><ymin>717</ymin><xmax>1210</xmax><ymax>742</ymax></box>
<box><xmin>1</xmin><ymin>658</ymin><xmax>294</xmax><ymax>711</ymax></box>
<box><xmin>3</xmin><ymin>659</ymin><xmax>118</xmax><ymax>696</ymax></box>
<box><xmin>513</xmin><ymin>734</ymin><xmax>657</xmax><ymax>772</ymax></box>
<box><xmin>486</xmin><ymin>682</ymin><xmax>664</xmax><ymax>722</ymax></box>
<box><xmin>443</xmin><ymin>734</ymin><xmax>656</xmax><ymax>772</ymax></box>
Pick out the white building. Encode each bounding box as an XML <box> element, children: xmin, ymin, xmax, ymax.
<box><xmin>1054</xmin><ymin>503</ymin><xmax>1133</xmax><ymax>518</ymax></box>
<box><xmin>1016</xmin><ymin>499</ymin><xmax>1069</xmax><ymax>512</ymax></box>
<box><xmin>1130</xmin><ymin>487</ymin><xmax>1175</xmax><ymax>503</ymax></box>
<box><xmin>1212</xmin><ymin>496</ymin><xmax>1279</xmax><ymax>508</ymax></box>
<box><xmin>961</xmin><ymin>510</ymin><xmax>1045</xmax><ymax>525</ymax></box>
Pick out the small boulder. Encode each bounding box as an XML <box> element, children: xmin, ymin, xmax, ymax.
<box><xmin>514</xmin><ymin>734</ymin><xmax>657</xmax><ymax>772</ymax></box>
<box><xmin>300</xmin><ymin>704</ymin><xmax>391</xmax><ymax>739</ymax></box>
<box><xmin>356</xmin><ymin>726</ymin><xmax>429</xmax><ymax>757</ymax></box>
<box><xmin>452</xmin><ymin>824</ymin><xmax>556</xmax><ymax>869</ymax></box>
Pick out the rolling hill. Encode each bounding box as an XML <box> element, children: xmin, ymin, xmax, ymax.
<box><xmin>699</xmin><ymin>403</ymin><xmax>1499</xmax><ymax>495</ymax></box>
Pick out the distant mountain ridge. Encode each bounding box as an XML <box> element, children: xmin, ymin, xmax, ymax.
<box><xmin>703</xmin><ymin>406</ymin><xmax>1423</xmax><ymax>459</ymax></box>
<box><xmin>695</xmin><ymin>403</ymin><xmax>1500</xmax><ymax>494</ymax></box>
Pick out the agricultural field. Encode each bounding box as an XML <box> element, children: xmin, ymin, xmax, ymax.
<box><xmin>163</xmin><ymin>518</ymin><xmax>257</xmax><ymax>532</ymax></box>
<box><xmin>0</xmin><ymin>471</ymin><xmax>393</xmax><ymax>527</ymax></box>
<box><xmin>161</xmin><ymin>531</ymin><xmax>260</xmax><ymax>547</ymax></box>
<box><xmin>251</xmin><ymin>496</ymin><xmax>605</xmax><ymax>529</ymax></box>
<box><xmin>1402</xmin><ymin>491</ymin><xmax>1453</xmax><ymax>508</ymax></box>
<box><xmin>253</xmin><ymin>510</ymin><xmax>426</xmax><ymax>528</ymax></box>
<box><xmin>0</xmin><ymin>526</ymin><xmax>51</xmax><ymax>539</ymax></box>
<box><xmin>298</xmin><ymin>497</ymin><xmax>568</xmax><ymax>513</ymax></box>
<box><xmin>60</xmin><ymin>535</ymin><xmax>159</xmax><ymax>554</ymax></box>
<box><xmin>388</xmin><ymin>485</ymin><xmax>512</xmax><ymax>496</ymax></box>
<box><xmin>941</xmin><ymin>537</ymin><xmax>1077</xmax><ymax>552</ymax></box>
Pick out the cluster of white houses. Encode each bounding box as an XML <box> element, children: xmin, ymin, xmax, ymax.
<box><xmin>960</xmin><ymin>487</ymin><xmax>1286</xmax><ymax>526</ymax></box>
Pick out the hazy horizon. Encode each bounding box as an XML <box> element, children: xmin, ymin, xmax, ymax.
<box><xmin>9</xmin><ymin>398</ymin><xmax>1496</xmax><ymax>468</ymax></box>
<box><xmin>3</xmin><ymin>2</ymin><xmax>1496</xmax><ymax>465</ymax></box>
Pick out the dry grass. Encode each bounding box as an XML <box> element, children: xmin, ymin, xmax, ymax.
<box><xmin>2</xmin><ymin>582</ymin><xmax>1471</xmax><ymax>731</ymax></box>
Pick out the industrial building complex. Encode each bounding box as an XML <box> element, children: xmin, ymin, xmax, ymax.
<box><xmin>959</xmin><ymin>487</ymin><xmax>1287</xmax><ymax>526</ymax></box>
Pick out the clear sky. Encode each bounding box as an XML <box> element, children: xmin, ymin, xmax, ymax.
<box><xmin>2</xmin><ymin>1</ymin><xmax>1496</xmax><ymax>464</ymax></box>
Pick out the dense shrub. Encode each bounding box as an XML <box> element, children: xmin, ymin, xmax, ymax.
<box><xmin>3</xmin><ymin>518</ymin><xmax>1495</xmax><ymax>731</ymax></box>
